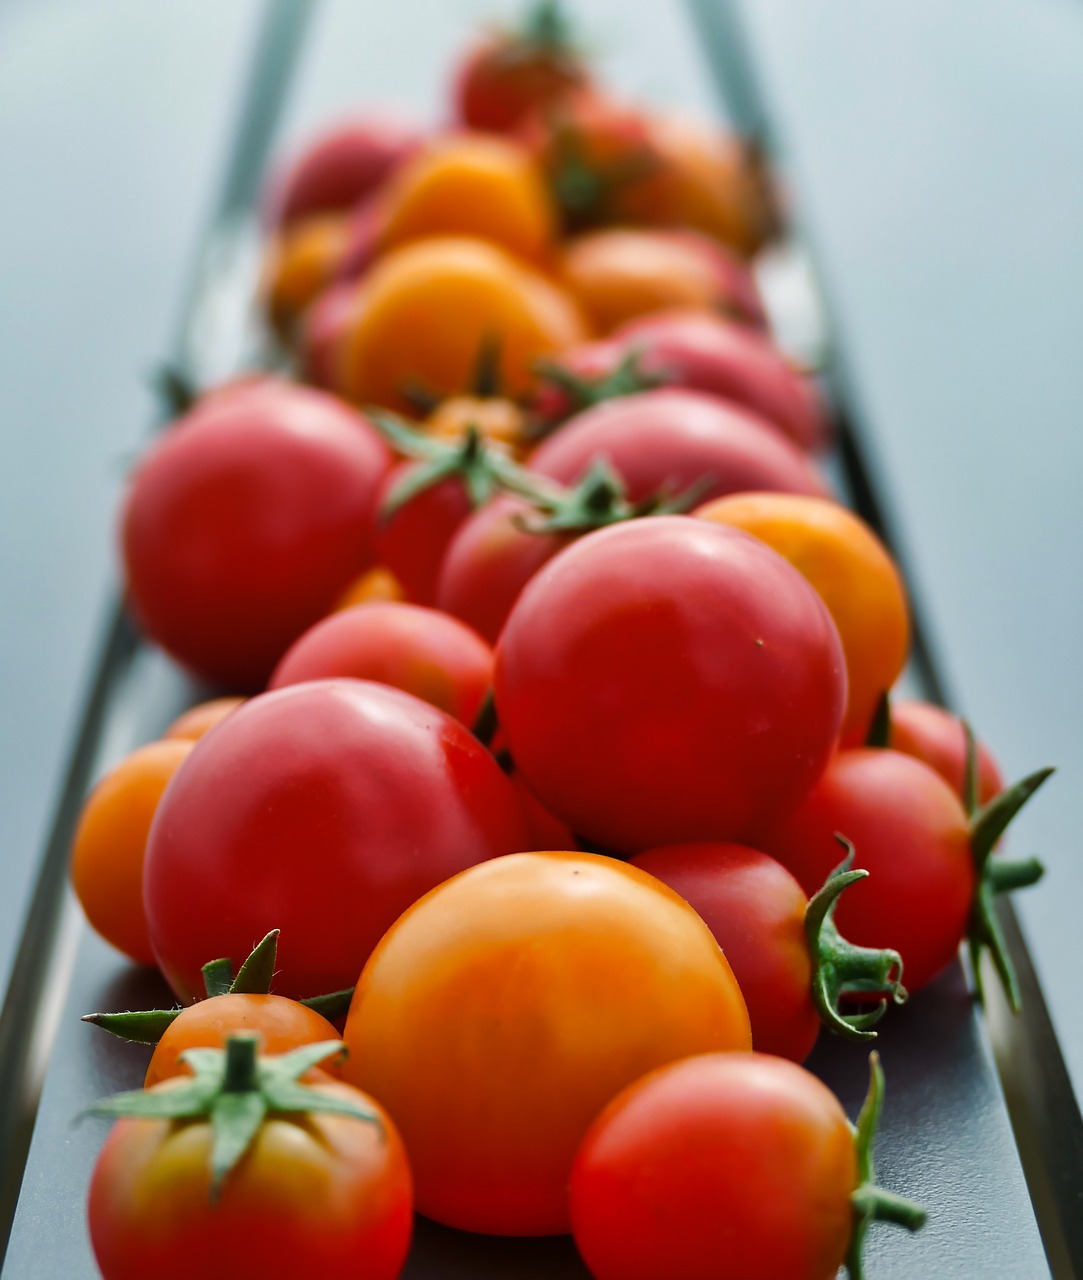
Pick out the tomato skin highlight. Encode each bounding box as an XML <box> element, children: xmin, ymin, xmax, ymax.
<box><xmin>631</xmin><ymin>842</ymin><xmax>819</xmax><ymax>1062</ymax></box>
<box><xmin>144</xmin><ymin>680</ymin><xmax>529</xmax><ymax>1004</ymax></box>
<box><xmin>757</xmin><ymin>748</ymin><xmax>974</xmax><ymax>995</ymax></box>
<box><xmin>570</xmin><ymin>1053</ymin><xmax>856</xmax><ymax>1280</ymax></box>
<box><xmin>495</xmin><ymin>518</ymin><xmax>847</xmax><ymax>853</ymax></box>
<box><xmin>88</xmin><ymin>1078</ymin><xmax>413</xmax><ymax>1280</ymax></box>
<box><xmin>343</xmin><ymin>851</ymin><xmax>750</xmax><ymax>1237</ymax></box>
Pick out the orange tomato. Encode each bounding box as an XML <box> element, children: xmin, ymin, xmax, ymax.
<box><xmin>164</xmin><ymin>698</ymin><xmax>245</xmax><ymax>743</ymax></box>
<box><xmin>695</xmin><ymin>492</ymin><xmax>910</xmax><ymax>744</ymax></box>
<box><xmin>334</xmin><ymin>565</ymin><xmax>406</xmax><ymax>611</ymax></box>
<box><xmin>70</xmin><ymin>740</ymin><xmax>194</xmax><ymax>965</ymax></box>
<box><xmin>342</xmin><ymin>851</ymin><xmax>751</xmax><ymax>1236</ymax></box>
<box><xmin>378</xmin><ymin>135</ymin><xmax>555</xmax><ymax>262</ymax></box>
<box><xmin>425</xmin><ymin>393</ymin><xmax>528</xmax><ymax>455</ymax></box>
<box><xmin>260</xmin><ymin>215</ymin><xmax>350</xmax><ymax>335</ymax></box>
<box><xmin>336</xmin><ymin>236</ymin><xmax>589</xmax><ymax>413</ymax></box>
<box><xmin>559</xmin><ymin>228</ymin><xmax>753</xmax><ymax>335</ymax></box>
<box><xmin>144</xmin><ymin>994</ymin><xmax>343</xmax><ymax>1088</ymax></box>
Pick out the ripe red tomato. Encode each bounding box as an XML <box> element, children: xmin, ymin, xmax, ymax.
<box><xmin>372</xmin><ymin>462</ymin><xmax>476</xmax><ymax>606</ymax></box>
<box><xmin>88</xmin><ymin>1056</ymin><xmax>412</xmax><ymax>1280</ymax></box>
<box><xmin>342</xmin><ymin>852</ymin><xmax>750</xmax><ymax>1236</ymax></box>
<box><xmin>269</xmin><ymin>601</ymin><xmax>493</xmax><ymax>726</ymax></box>
<box><xmin>121</xmin><ymin>382</ymin><xmax>392</xmax><ymax>688</ymax></box>
<box><xmin>144</xmin><ymin>680</ymin><xmax>528</xmax><ymax>1003</ymax></box>
<box><xmin>494</xmin><ymin>517</ymin><xmax>847</xmax><ymax>853</ymax></box>
<box><xmin>888</xmin><ymin>698</ymin><xmax>1003</xmax><ymax>805</ymax></box>
<box><xmin>570</xmin><ymin>1053</ymin><xmax>920</xmax><ymax>1280</ymax></box>
<box><xmin>527</xmin><ymin>389</ymin><xmax>830</xmax><ymax>505</ymax></box>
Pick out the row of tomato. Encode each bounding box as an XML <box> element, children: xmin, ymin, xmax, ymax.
<box><xmin>69</xmin><ymin>4</ymin><xmax>1053</xmax><ymax>1278</ymax></box>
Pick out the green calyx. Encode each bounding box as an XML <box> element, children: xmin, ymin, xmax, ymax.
<box><xmin>149</xmin><ymin>363</ymin><xmax>199</xmax><ymax>417</ymax></box>
<box><xmin>532</xmin><ymin>348</ymin><xmax>664</xmax><ymax>434</ymax></box>
<box><xmin>805</xmin><ymin>842</ymin><xmax>907</xmax><ymax>1042</ymax></box>
<box><xmin>961</xmin><ymin>723</ymin><xmax>1053</xmax><ymax>1014</ymax></box>
<box><xmin>546</xmin><ymin>122</ymin><xmax>659</xmax><ymax>229</ymax></box>
<box><xmin>82</xmin><ymin>1034</ymin><xmax>377</xmax><ymax>1201</ymax></box>
<box><xmin>520</xmin><ymin>0</ymin><xmax>576</xmax><ymax>52</ymax></box>
<box><xmin>847</xmin><ymin>1052</ymin><xmax>927</xmax><ymax>1279</ymax></box>
<box><xmin>82</xmin><ymin>930</ymin><xmax>355</xmax><ymax>1045</ymax></box>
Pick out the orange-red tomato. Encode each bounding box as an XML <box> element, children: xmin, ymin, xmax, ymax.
<box><xmin>695</xmin><ymin>492</ymin><xmax>909</xmax><ymax>744</ymax></box>
<box><xmin>888</xmin><ymin>699</ymin><xmax>1003</xmax><ymax>805</ymax></box>
<box><xmin>454</xmin><ymin>22</ymin><xmax>587</xmax><ymax>134</ymax></box>
<box><xmin>333</xmin><ymin>565</ymin><xmax>406</xmax><ymax>611</ymax></box>
<box><xmin>164</xmin><ymin>698</ymin><xmax>245</xmax><ymax>743</ymax></box>
<box><xmin>144</xmin><ymin>995</ymin><xmax>343</xmax><ymax>1088</ymax></box>
<box><xmin>377</xmin><ymin>135</ymin><xmax>555</xmax><ymax>262</ymax></box>
<box><xmin>88</xmin><ymin>1077</ymin><xmax>413</xmax><ymax>1280</ymax></box>
<box><xmin>70</xmin><ymin>740</ymin><xmax>194</xmax><ymax>965</ymax></box>
<box><xmin>342</xmin><ymin>851</ymin><xmax>751</xmax><ymax>1236</ymax></box>
<box><xmin>260</xmin><ymin>215</ymin><xmax>350</xmax><ymax>335</ymax></box>
<box><xmin>336</xmin><ymin>237</ymin><xmax>589</xmax><ymax>413</ymax></box>
<box><xmin>269</xmin><ymin>602</ymin><xmax>493</xmax><ymax>726</ymax></box>
<box><xmin>425</xmin><ymin>394</ymin><xmax>528</xmax><ymax>456</ymax></box>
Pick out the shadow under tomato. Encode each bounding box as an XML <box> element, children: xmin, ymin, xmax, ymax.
<box><xmin>403</xmin><ymin>1216</ymin><xmax>590</xmax><ymax>1279</ymax></box>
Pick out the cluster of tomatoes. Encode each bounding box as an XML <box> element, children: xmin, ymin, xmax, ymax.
<box><xmin>70</xmin><ymin>5</ymin><xmax>1054</xmax><ymax>1278</ymax></box>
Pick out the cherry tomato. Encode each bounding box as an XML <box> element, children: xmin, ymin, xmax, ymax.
<box><xmin>70</xmin><ymin>740</ymin><xmax>194</xmax><ymax>965</ymax></box>
<box><xmin>335</xmin><ymin>237</ymin><xmax>588</xmax><ymax>414</ymax></box>
<box><xmin>342</xmin><ymin>851</ymin><xmax>750</xmax><ymax>1235</ymax></box>
<box><xmin>144</xmin><ymin>994</ymin><xmax>342</xmax><ymax>1088</ymax></box>
<box><xmin>558</xmin><ymin>228</ymin><xmax>763</xmax><ymax>335</ymax></box>
<box><xmin>495</xmin><ymin>517</ymin><xmax>846</xmax><ymax>853</ymax></box>
<box><xmin>144</xmin><ymin>679</ymin><xmax>528</xmax><ymax>1003</ymax></box>
<box><xmin>333</xmin><ymin>565</ymin><xmax>406</xmax><ymax>611</ymax></box>
<box><xmin>377</xmin><ymin>135</ymin><xmax>555</xmax><ymax>262</ymax></box>
<box><xmin>695</xmin><ymin>492</ymin><xmax>910</xmax><ymax>743</ymax></box>
<box><xmin>260</xmin><ymin>215</ymin><xmax>349</xmax><ymax>336</ymax></box>
<box><xmin>88</xmin><ymin>1073</ymin><xmax>412</xmax><ymax>1280</ymax></box>
<box><xmin>298</xmin><ymin>280</ymin><xmax>359</xmax><ymax>390</ymax></box>
<box><xmin>570</xmin><ymin>1054</ymin><xmax>857</xmax><ymax>1280</ymax></box>
<box><xmin>164</xmin><ymin>698</ymin><xmax>245</xmax><ymax>742</ymax></box>
<box><xmin>269</xmin><ymin>602</ymin><xmax>493</xmax><ymax>726</ymax></box>
<box><xmin>425</xmin><ymin>394</ymin><xmax>528</xmax><ymax>456</ymax></box>
<box><xmin>508</xmin><ymin>769</ymin><xmax>578</xmax><ymax>851</ymax></box>
<box><xmin>528</xmin><ymin>389</ymin><xmax>830</xmax><ymax>505</ymax></box>
<box><xmin>121</xmin><ymin>382</ymin><xmax>392</xmax><ymax>688</ymax></box>
<box><xmin>888</xmin><ymin>698</ymin><xmax>1003</xmax><ymax>805</ymax></box>
<box><xmin>266</xmin><ymin>114</ymin><xmax>422</xmax><ymax>227</ymax></box>
<box><xmin>373</xmin><ymin>462</ymin><xmax>476</xmax><ymax>606</ymax></box>
<box><xmin>756</xmin><ymin>748</ymin><xmax>973</xmax><ymax>994</ymax></box>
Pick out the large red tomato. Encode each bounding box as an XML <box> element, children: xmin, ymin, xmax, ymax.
<box><xmin>144</xmin><ymin>680</ymin><xmax>528</xmax><ymax>1004</ymax></box>
<box><xmin>494</xmin><ymin>517</ymin><xmax>846</xmax><ymax>852</ymax></box>
<box><xmin>121</xmin><ymin>383</ymin><xmax>391</xmax><ymax>688</ymax></box>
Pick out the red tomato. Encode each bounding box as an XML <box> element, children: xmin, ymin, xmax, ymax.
<box><xmin>269</xmin><ymin>601</ymin><xmax>493</xmax><ymax>726</ymax></box>
<box><xmin>888</xmin><ymin>699</ymin><xmax>1003</xmax><ymax>805</ymax></box>
<box><xmin>342</xmin><ymin>852</ymin><xmax>750</xmax><ymax>1235</ymax></box>
<box><xmin>756</xmin><ymin>748</ymin><xmax>974</xmax><ymax>995</ymax></box>
<box><xmin>266</xmin><ymin>115</ymin><xmax>422</xmax><ymax>227</ymax></box>
<box><xmin>144</xmin><ymin>680</ymin><xmax>528</xmax><ymax>1003</ymax></box>
<box><xmin>631</xmin><ymin>843</ymin><xmax>818</xmax><ymax>1061</ymax></box>
<box><xmin>570</xmin><ymin>1054</ymin><xmax>864</xmax><ymax>1280</ymax></box>
<box><xmin>373</xmin><ymin>463</ymin><xmax>476</xmax><ymax>606</ymax></box>
<box><xmin>494</xmin><ymin>518</ymin><xmax>847</xmax><ymax>853</ymax></box>
<box><xmin>509</xmin><ymin>769</ymin><xmax>578</xmax><ymax>851</ymax></box>
<box><xmin>121</xmin><ymin>383</ymin><xmax>392</xmax><ymax>688</ymax></box>
<box><xmin>88</xmin><ymin>1073</ymin><xmax>412</xmax><ymax>1280</ymax></box>
<box><xmin>527</xmin><ymin>389</ymin><xmax>830</xmax><ymax>505</ymax></box>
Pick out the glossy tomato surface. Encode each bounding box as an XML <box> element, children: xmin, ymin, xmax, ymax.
<box><xmin>888</xmin><ymin>698</ymin><xmax>1004</xmax><ymax>805</ymax></box>
<box><xmin>570</xmin><ymin>1053</ymin><xmax>856</xmax><ymax>1280</ymax></box>
<box><xmin>495</xmin><ymin>518</ymin><xmax>847</xmax><ymax>853</ymax></box>
<box><xmin>342</xmin><ymin>851</ymin><xmax>750</xmax><ymax>1237</ymax></box>
<box><xmin>88</xmin><ymin>1078</ymin><xmax>412</xmax><ymax>1280</ymax></box>
<box><xmin>373</xmin><ymin>464</ymin><xmax>476</xmax><ymax>606</ymax></box>
<box><xmin>144</xmin><ymin>680</ymin><xmax>528</xmax><ymax>1003</ymax></box>
<box><xmin>121</xmin><ymin>383</ymin><xmax>391</xmax><ymax>688</ymax></box>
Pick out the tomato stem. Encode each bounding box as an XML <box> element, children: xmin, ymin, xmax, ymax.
<box><xmin>847</xmin><ymin>1052</ymin><xmax>927</xmax><ymax>1280</ymax></box>
<box><xmin>531</xmin><ymin>347</ymin><xmax>663</xmax><ymax>436</ymax></box>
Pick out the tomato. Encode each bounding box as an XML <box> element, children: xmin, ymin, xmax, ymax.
<box><xmin>260</xmin><ymin>215</ymin><xmax>349</xmax><ymax>336</ymax></box>
<box><xmin>335</xmin><ymin>237</ymin><xmax>589</xmax><ymax>414</ymax></box>
<box><xmin>495</xmin><ymin>517</ymin><xmax>847</xmax><ymax>853</ymax></box>
<box><xmin>696</xmin><ymin>492</ymin><xmax>910</xmax><ymax>743</ymax></box>
<box><xmin>888</xmin><ymin>698</ymin><xmax>1003</xmax><ymax>805</ymax></box>
<box><xmin>373</xmin><ymin>462</ymin><xmax>476</xmax><ymax>606</ymax></box>
<box><xmin>266</xmin><ymin>114</ymin><xmax>422</xmax><ymax>227</ymax></box>
<box><xmin>757</xmin><ymin>748</ymin><xmax>973</xmax><ymax>995</ymax></box>
<box><xmin>298</xmin><ymin>280</ymin><xmax>359</xmax><ymax>389</ymax></box>
<box><xmin>144</xmin><ymin>679</ymin><xmax>528</xmax><ymax>1003</ymax></box>
<box><xmin>508</xmin><ymin>769</ymin><xmax>578</xmax><ymax>851</ymax></box>
<box><xmin>454</xmin><ymin>4</ymin><xmax>588</xmax><ymax>133</ymax></box>
<box><xmin>558</xmin><ymin>228</ymin><xmax>764</xmax><ymax>334</ymax></box>
<box><xmin>570</xmin><ymin>1053</ymin><xmax>922</xmax><ymax>1280</ymax></box>
<box><xmin>144</xmin><ymin>994</ymin><xmax>342</xmax><ymax>1088</ymax></box>
<box><xmin>121</xmin><ymin>382</ymin><xmax>392</xmax><ymax>688</ymax></box>
<box><xmin>88</xmin><ymin>1042</ymin><xmax>413</xmax><ymax>1280</ymax></box>
<box><xmin>333</xmin><ymin>565</ymin><xmax>406</xmax><ymax>611</ymax></box>
<box><xmin>425</xmin><ymin>394</ymin><xmax>528</xmax><ymax>455</ymax></box>
<box><xmin>269</xmin><ymin>602</ymin><xmax>493</xmax><ymax>726</ymax></box>
<box><xmin>342</xmin><ymin>851</ymin><xmax>750</xmax><ymax>1235</ymax></box>
<box><xmin>528</xmin><ymin>389</ymin><xmax>830</xmax><ymax>506</ymax></box>
<box><xmin>70</xmin><ymin>740</ymin><xmax>194</xmax><ymax>965</ymax></box>
<box><xmin>164</xmin><ymin>698</ymin><xmax>245</xmax><ymax>742</ymax></box>
<box><xmin>377</xmin><ymin>135</ymin><xmax>555</xmax><ymax>262</ymax></box>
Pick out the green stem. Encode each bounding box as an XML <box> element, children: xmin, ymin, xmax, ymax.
<box><xmin>221</xmin><ymin>1034</ymin><xmax>261</xmax><ymax>1092</ymax></box>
